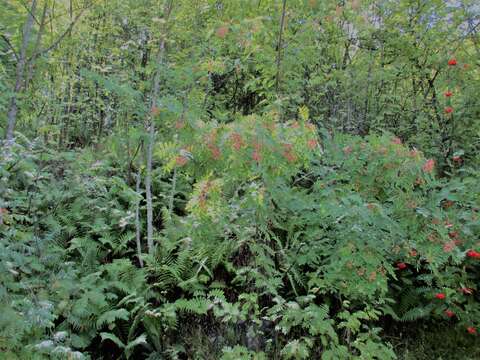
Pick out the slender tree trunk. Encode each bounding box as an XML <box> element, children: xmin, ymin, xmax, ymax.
<box><xmin>168</xmin><ymin>167</ymin><xmax>177</xmax><ymax>220</ymax></box>
<box><xmin>70</xmin><ymin>0</ymin><xmax>73</xmax><ymax>28</ymax></box>
<box><xmin>6</xmin><ymin>0</ymin><xmax>38</xmax><ymax>141</ymax></box>
<box><xmin>145</xmin><ymin>125</ymin><xmax>155</xmax><ymax>254</ymax></box>
<box><xmin>145</xmin><ymin>0</ymin><xmax>174</xmax><ymax>255</ymax></box>
<box><xmin>275</xmin><ymin>0</ymin><xmax>287</xmax><ymax>94</ymax></box>
<box><xmin>25</xmin><ymin>1</ymin><xmax>48</xmax><ymax>89</ymax></box>
<box><xmin>411</xmin><ymin>78</ymin><xmax>418</xmax><ymax>135</ymax></box>
<box><xmin>361</xmin><ymin>56</ymin><xmax>373</xmax><ymax>135</ymax></box>
<box><xmin>135</xmin><ymin>169</ymin><xmax>144</xmax><ymax>267</ymax></box>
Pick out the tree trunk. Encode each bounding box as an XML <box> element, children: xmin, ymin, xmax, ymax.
<box><xmin>5</xmin><ymin>0</ymin><xmax>38</xmax><ymax>141</ymax></box>
<box><xmin>145</xmin><ymin>0</ymin><xmax>174</xmax><ymax>255</ymax></box>
<box><xmin>25</xmin><ymin>1</ymin><xmax>48</xmax><ymax>89</ymax></box>
<box><xmin>135</xmin><ymin>169</ymin><xmax>144</xmax><ymax>267</ymax></box>
<box><xmin>275</xmin><ymin>0</ymin><xmax>287</xmax><ymax>94</ymax></box>
<box><xmin>145</xmin><ymin>122</ymin><xmax>155</xmax><ymax>254</ymax></box>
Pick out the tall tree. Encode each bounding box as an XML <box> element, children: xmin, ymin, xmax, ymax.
<box><xmin>145</xmin><ymin>0</ymin><xmax>174</xmax><ymax>254</ymax></box>
<box><xmin>275</xmin><ymin>0</ymin><xmax>287</xmax><ymax>94</ymax></box>
<box><xmin>5</xmin><ymin>0</ymin><xmax>37</xmax><ymax>141</ymax></box>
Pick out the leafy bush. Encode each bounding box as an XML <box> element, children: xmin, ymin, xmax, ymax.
<box><xmin>2</xmin><ymin>115</ymin><xmax>479</xmax><ymax>359</ymax></box>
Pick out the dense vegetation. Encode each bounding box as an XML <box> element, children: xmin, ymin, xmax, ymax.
<box><xmin>1</xmin><ymin>0</ymin><xmax>479</xmax><ymax>359</ymax></box>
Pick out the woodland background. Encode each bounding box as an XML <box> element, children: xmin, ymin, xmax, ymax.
<box><xmin>1</xmin><ymin>0</ymin><xmax>480</xmax><ymax>359</ymax></box>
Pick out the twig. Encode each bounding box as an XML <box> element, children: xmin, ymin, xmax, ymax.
<box><xmin>28</xmin><ymin>4</ymin><xmax>91</xmax><ymax>62</ymax></box>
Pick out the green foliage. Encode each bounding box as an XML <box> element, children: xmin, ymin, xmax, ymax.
<box><xmin>0</xmin><ymin>138</ymin><xmax>149</xmax><ymax>358</ymax></box>
<box><xmin>5</xmin><ymin>116</ymin><xmax>480</xmax><ymax>358</ymax></box>
<box><xmin>1</xmin><ymin>0</ymin><xmax>480</xmax><ymax>358</ymax></box>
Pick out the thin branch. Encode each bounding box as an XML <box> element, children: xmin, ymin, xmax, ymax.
<box><xmin>28</xmin><ymin>4</ymin><xmax>91</xmax><ymax>61</ymax></box>
<box><xmin>16</xmin><ymin>0</ymin><xmax>41</xmax><ymax>26</ymax></box>
<box><xmin>0</xmin><ymin>34</ymin><xmax>19</xmax><ymax>61</ymax></box>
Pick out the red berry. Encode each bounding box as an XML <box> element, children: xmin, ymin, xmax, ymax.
<box><xmin>175</xmin><ymin>155</ymin><xmax>188</xmax><ymax>167</ymax></box>
<box><xmin>444</xmin><ymin>310</ymin><xmax>455</xmax><ymax>318</ymax></box>
<box><xmin>445</xmin><ymin>107</ymin><xmax>453</xmax><ymax>114</ymax></box>
<box><xmin>467</xmin><ymin>250</ymin><xmax>480</xmax><ymax>259</ymax></box>
<box><xmin>252</xmin><ymin>150</ymin><xmax>261</xmax><ymax>163</ymax></box>
<box><xmin>448</xmin><ymin>59</ymin><xmax>457</xmax><ymax>66</ymax></box>
<box><xmin>216</xmin><ymin>26</ymin><xmax>229</xmax><ymax>39</ymax></box>
<box><xmin>460</xmin><ymin>287</ymin><xmax>473</xmax><ymax>295</ymax></box>
<box><xmin>151</xmin><ymin>106</ymin><xmax>160</xmax><ymax>116</ymax></box>
<box><xmin>230</xmin><ymin>133</ymin><xmax>245</xmax><ymax>151</ymax></box>
<box><xmin>397</xmin><ymin>262</ymin><xmax>407</xmax><ymax>270</ymax></box>
<box><xmin>467</xmin><ymin>326</ymin><xmax>476</xmax><ymax>335</ymax></box>
<box><xmin>175</xmin><ymin>120</ymin><xmax>185</xmax><ymax>129</ymax></box>
<box><xmin>443</xmin><ymin>241</ymin><xmax>456</xmax><ymax>253</ymax></box>
<box><xmin>206</xmin><ymin>142</ymin><xmax>221</xmax><ymax>160</ymax></box>
<box><xmin>422</xmin><ymin>159</ymin><xmax>435</xmax><ymax>173</ymax></box>
<box><xmin>307</xmin><ymin>138</ymin><xmax>318</xmax><ymax>149</ymax></box>
<box><xmin>444</xmin><ymin>91</ymin><xmax>453</xmax><ymax>97</ymax></box>
<box><xmin>283</xmin><ymin>150</ymin><xmax>297</xmax><ymax>163</ymax></box>
<box><xmin>448</xmin><ymin>231</ymin><xmax>459</xmax><ymax>239</ymax></box>
<box><xmin>435</xmin><ymin>293</ymin><xmax>446</xmax><ymax>300</ymax></box>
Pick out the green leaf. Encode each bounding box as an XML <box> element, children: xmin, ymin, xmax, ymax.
<box><xmin>96</xmin><ymin>309</ymin><xmax>130</xmax><ymax>328</ymax></box>
<box><xmin>100</xmin><ymin>332</ymin><xmax>125</xmax><ymax>349</ymax></box>
<box><xmin>125</xmin><ymin>334</ymin><xmax>147</xmax><ymax>351</ymax></box>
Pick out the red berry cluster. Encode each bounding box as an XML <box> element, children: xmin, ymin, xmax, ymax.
<box><xmin>422</xmin><ymin>159</ymin><xmax>435</xmax><ymax>173</ymax></box>
<box><xmin>307</xmin><ymin>138</ymin><xmax>318</xmax><ymax>149</ymax></box>
<box><xmin>444</xmin><ymin>60</ymin><xmax>456</xmax><ymax>115</ymax></box>
<box><xmin>282</xmin><ymin>143</ymin><xmax>297</xmax><ymax>163</ymax></box>
<box><xmin>230</xmin><ymin>132</ymin><xmax>245</xmax><ymax>151</ymax></box>
<box><xmin>205</xmin><ymin>130</ymin><xmax>221</xmax><ymax>160</ymax></box>
<box><xmin>448</xmin><ymin>58</ymin><xmax>457</xmax><ymax>66</ymax></box>
<box><xmin>208</xmin><ymin>144</ymin><xmax>221</xmax><ymax>160</ymax></box>
<box><xmin>444</xmin><ymin>57</ymin><xmax>466</xmax><ymax>164</ymax></box>
<box><xmin>252</xmin><ymin>142</ymin><xmax>262</xmax><ymax>163</ymax></box>
<box><xmin>175</xmin><ymin>155</ymin><xmax>188</xmax><ymax>167</ymax></box>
